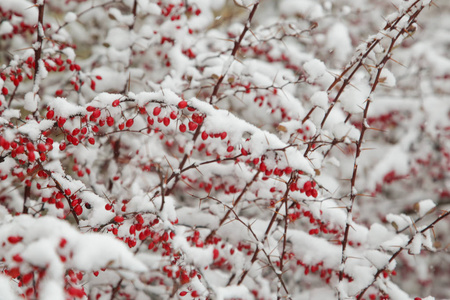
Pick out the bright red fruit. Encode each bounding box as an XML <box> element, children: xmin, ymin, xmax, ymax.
<box><xmin>114</xmin><ymin>215</ymin><xmax>124</xmax><ymax>222</ymax></box>
<box><xmin>8</xmin><ymin>236</ymin><xmax>23</xmax><ymax>244</ymax></box>
<box><xmin>46</xmin><ymin>110</ymin><xmax>55</xmax><ymax>119</ymax></box>
<box><xmin>178</xmin><ymin>100</ymin><xmax>188</xmax><ymax>108</ymax></box>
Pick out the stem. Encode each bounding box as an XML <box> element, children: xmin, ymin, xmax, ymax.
<box><xmin>356</xmin><ymin>210</ymin><xmax>450</xmax><ymax>300</ymax></box>
<box><xmin>33</xmin><ymin>3</ymin><xmax>45</xmax><ymax>85</ymax></box>
<box><xmin>209</xmin><ymin>1</ymin><xmax>260</xmax><ymax>104</ymax></box>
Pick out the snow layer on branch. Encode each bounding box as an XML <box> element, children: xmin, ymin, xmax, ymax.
<box><xmin>288</xmin><ymin>229</ymin><xmax>341</xmax><ymax>267</ymax></box>
<box><xmin>340</xmin><ymin>73</ymin><xmax>371</xmax><ymax>114</ymax></box>
<box><xmin>0</xmin><ymin>21</ymin><xmax>13</xmax><ymax>35</ymax></box>
<box><xmin>48</xmin><ymin>97</ymin><xmax>84</xmax><ymax>118</ymax></box>
<box><xmin>91</xmin><ymin>66</ymin><xmax>127</xmax><ymax>92</ymax></box>
<box><xmin>415</xmin><ymin>199</ymin><xmax>436</xmax><ymax>217</ymax></box>
<box><xmin>279</xmin><ymin>0</ymin><xmax>324</xmax><ymax>19</ymax></box>
<box><xmin>0</xmin><ymin>0</ymin><xmax>38</xmax><ymax>24</ymax></box>
<box><xmin>215</xmin><ymin>285</ymin><xmax>254</xmax><ymax>300</ymax></box>
<box><xmin>310</xmin><ymin>91</ymin><xmax>329</xmax><ymax>109</ymax></box>
<box><xmin>0</xmin><ymin>215</ymin><xmax>146</xmax><ymax>299</ymax></box>
<box><xmin>303</xmin><ymin>59</ymin><xmax>327</xmax><ymax>82</ymax></box>
<box><xmin>0</xmin><ymin>275</ymin><xmax>18</xmax><ymax>300</ymax></box>
<box><xmin>132</xmin><ymin>90</ymin><xmax>314</xmax><ymax>174</ymax></box>
<box><xmin>366</xmin><ymin>145</ymin><xmax>409</xmax><ymax>191</ymax></box>
<box><xmin>78</xmin><ymin>191</ymin><xmax>115</xmax><ymax>227</ymax></box>
<box><xmin>326</xmin><ymin>22</ymin><xmax>352</xmax><ymax>63</ymax></box>
<box><xmin>18</xmin><ymin>119</ymin><xmax>54</xmax><ymax>141</ymax></box>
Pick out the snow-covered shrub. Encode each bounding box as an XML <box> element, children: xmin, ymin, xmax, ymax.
<box><xmin>0</xmin><ymin>0</ymin><xmax>448</xmax><ymax>299</ymax></box>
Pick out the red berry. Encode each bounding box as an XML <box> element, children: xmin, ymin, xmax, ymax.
<box><xmin>46</xmin><ymin>110</ymin><xmax>55</xmax><ymax>119</ymax></box>
<box><xmin>8</xmin><ymin>236</ymin><xmax>23</xmax><ymax>244</ymax></box>
<box><xmin>201</xmin><ymin>131</ymin><xmax>208</xmax><ymax>140</ymax></box>
<box><xmin>28</xmin><ymin>151</ymin><xmax>36</xmax><ymax>162</ymax></box>
<box><xmin>37</xmin><ymin>143</ymin><xmax>46</xmax><ymax>152</ymax></box>
<box><xmin>73</xmin><ymin>205</ymin><xmax>83</xmax><ymax>215</ymax></box>
<box><xmin>179</xmin><ymin>124</ymin><xmax>187</xmax><ymax>132</ymax></box>
<box><xmin>163</xmin><ymin>117</ymin><xmax>170</xmax><ymax>126</ymax></box>
<box><xmin>112</xmin><ymin>99</ymin><xmax>120</xmax><ymax>107</ymax></box>
<box><xmin>114</xmin><ymin>215</ymin><xmax>124</xmax><ymax>223</ymax></box>
<box><xmin>22</xmin><ymin>273</ymin><xmax>33</xmax><ymax>284</ymax></box>
<box><xmin>136</xmin><ymin>214</ymin><xmax>144</xmax><ymax>224</ymax></box>
<box><xmin>188</xmin><ymin>121</ymin><xmax>198</xmax><ymax>131</ymax></box>
<box><xmin>67</xmin><ymin>286</ymin><xmax>85</xmax><ymax>298</ymax></box>
<box><xmin>179</xmin><ymin>291</ymin><xmax>187</xmax><ymax>296</ymax></box>
<box><xmin>153</xmin><ymin>107</ymin><xmax>161</xmax><ymax>116</ymax></box>
<box><xmin>126</xmin><ymin>119</ymin><xmax>134</xmax><ymax>127</ymax></box>
<box><xmin>12</xmin><ymin>254</ymin><xmax>23</xmax><ymax>263</ymax></box>
<box><xmin>107</xmin><ymin>116</ymin><xmax>114</xmax><ymax>126</ymax></box>
<box><xmin>58</xmin><ymin>117</ymin><xmax>66</xmax><ymax>127</ymax></box>
<box><xmin>1</xmin><ymin>87</ymin><xmax>8</xmax><ymax>95</ymax></box>
<box><xmin>178</xmin><ymin>100</ymin><xmax>188</xmax><ymax>108</ymax></box>
<box><xmin>59</xmin><ymin>238</ymin><xmax>67</xmax><ymax>248</ymax></box>
<box><xmin>91</xmin><ymin>110</ymin><xmax>100</xmax><ymax>119</ymax></box>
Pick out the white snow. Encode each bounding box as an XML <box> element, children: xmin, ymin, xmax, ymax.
<box><xmin>303</xmin><ymin>59</ymin><xmax>327</xmax><ymax>82</ymax></box>
<box><xmin>0</xmin><ymin>275</ymin><xmax>18</xmax><ymax>300</ymax></box>
<box><xmin>64</xmin><ymin>12</ymin><xmax>77</xmax><ymax>23</ymax></box>
<box><xmin>310</xmin><ymin>91</ymin><xmax>329</xmax><ymax>109</ymax></box>
<box><xmin>415</xmin><ymin>199</ymin><xmax>436</xmax><ymax>217</ymax></box>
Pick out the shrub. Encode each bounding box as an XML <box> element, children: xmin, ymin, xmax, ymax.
<box><xmin>0</xmin><ymin>0</ymin><xmax>448</xmax><ymax>299</ymax></box>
